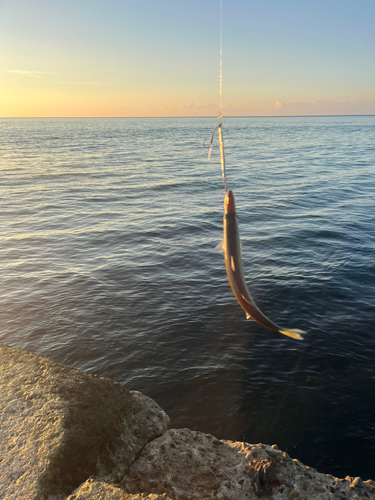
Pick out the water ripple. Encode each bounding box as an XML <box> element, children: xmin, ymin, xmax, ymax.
<box><xmin>0</xmin><ymin>116</ymin><xmax>374</xmax><ymax>478</ymax></box>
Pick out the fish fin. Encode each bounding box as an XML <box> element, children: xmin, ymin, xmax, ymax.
<box><xmin>240</xmin><ymin>292</ymin><xmax>305</xmax><ymax>340</ymax></box>
<box><xmin>240</xmin><ymin>295</ymin><xmax>256</xmax><ymax>319</ymax></box>
<box><xmin>214</xmin><ymin>241</ymin><xmax>224</xmax><ymax>252</ymax></box>
<box><xmin>240</xmin><ymin>294</ymin><xmax>254</xmax><ymax>306</ymax></box>
<box><xmin>278</xmin><ymin>328</ymin><xmax>305</xmax><ymax>341</ymax></box>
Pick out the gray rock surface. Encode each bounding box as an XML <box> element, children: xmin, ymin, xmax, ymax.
<box><xmin>0</xmin><ymin>345</ymin><xmax>169</xmax><ymax>500</ymax></box>
<box><xmin>120</xmin><ymin>428</ymin><xmax>375</xmax><ymax>500</ymax></box>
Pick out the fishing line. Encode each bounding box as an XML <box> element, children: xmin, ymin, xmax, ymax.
<box><xmin>207</xmin><ymin>0</ymin><xmax>228</xmax><ymax>193</ymax></box>
<box><xmin>219</xmin><ymin>0</ymin><xmax>223</xmax><ymax>123</ymax></box>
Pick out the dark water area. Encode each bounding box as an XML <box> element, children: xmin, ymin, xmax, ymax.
<box><xmin>1</xmin><ymin>116</ymin><xmax>374</xmax><ymax>479</ymax></box>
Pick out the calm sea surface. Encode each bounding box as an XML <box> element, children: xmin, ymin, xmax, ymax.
<box><xmin>1</xmin><ymin>116</ymin><xmax>374</xmax><ymax>478</ymax></box>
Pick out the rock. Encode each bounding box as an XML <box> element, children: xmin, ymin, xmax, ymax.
<box><xmin>120</xmin><ymin>428</ymin><xmax>273</xmax><ymax>499</ymax></box>
<box><xmin>350</xmin><ymin>476</ymin><xmax>364</xmax><ymax>488</ymax></box>
<box><xmin>0</xmin><ymin>345</ymin><xmax>169</xmax><ymax>500</ymax></box>
<box><xmin>120</xmin><ymin>428</ymin><xmax>375</xmax><ymax>500</ymax></box>
<box><xmin>67</xmin><ymin>479</ymin><xmax>173</xmax><ymax>500</ymax></box>
<box><xmin>2</xmin><ymin>344</ymin><xmax>375</xmax><ymax>500</ymax></box>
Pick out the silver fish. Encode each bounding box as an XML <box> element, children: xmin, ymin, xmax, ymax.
<box><xmin>223</xmin><ymin>189</ymin><xmax>305</xmax><ymax>340</ymax></box>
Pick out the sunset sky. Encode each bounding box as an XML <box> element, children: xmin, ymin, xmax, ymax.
<box><xmin>1</xmin><ymin>0</ymin><xmax>374</xmax><ymax>117</ymax></box>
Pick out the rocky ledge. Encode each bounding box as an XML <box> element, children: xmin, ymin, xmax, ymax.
<box><xmin>1</xmin><ymin>344</ymin><xmax>374</xmax><ymax>500</ymax></box>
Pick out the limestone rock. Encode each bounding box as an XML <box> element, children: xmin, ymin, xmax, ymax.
<box><xmin>120</xmin><ymin>428</ymin><xmax>375</xmax><ymax>500</ymax></box>
<box><xmin>67</xmin><ymin>479</ymin><xmax>172</xmax><ymax>500</ymax></box>
<box><xmin>0</xmin><ymin>345</ymin><xmax>169</xmax><ymax>500</ymax></box>
<box><xmin>2</xmin><ymin>343</ymin><xmax>374</xmax><ymax>500</ymax></box>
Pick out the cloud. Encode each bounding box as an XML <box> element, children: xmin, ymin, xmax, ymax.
<box><xmin>63</xmin><ymin>81</ymin><xmax>108</xmax><ymax>86</ymax></box>
<box><xmin>274</xmin><ymin>99</ymin><xmax>375</xmax><ymax>115</ymax></box>
<box><xmin>2</xmin><ymin>69</ymin><xmax>57</xmax><ymax>78</ymax></box>
<box><xmin>178</xmin><ymin>101</ymin><xmax>217</xmax><ymax>115</ymax></box>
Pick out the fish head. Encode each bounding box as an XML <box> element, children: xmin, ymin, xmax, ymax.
<box><xmin>224</xmin><ymin>189</ymin><xmax>236</xmax><ymax>215</ymax></box>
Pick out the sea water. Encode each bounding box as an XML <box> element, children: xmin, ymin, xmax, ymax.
<box><xmin>1</xmin><ymin>116</ymin><xmax>374</xmax><ymax>478</ymax></box>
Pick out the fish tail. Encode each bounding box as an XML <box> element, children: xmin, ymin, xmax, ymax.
<box><xmin>278</xmin><ymin>328</ymin><xmax>305</xmax><ymax>341</ymax></box>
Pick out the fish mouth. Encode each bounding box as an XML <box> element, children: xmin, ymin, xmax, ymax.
<box><xmin>224</xmin><ymin>189</ymin><xmax>236</xmax><ymax>214</ymax></box>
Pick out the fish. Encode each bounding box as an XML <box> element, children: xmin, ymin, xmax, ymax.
<box><xmin>223</xmin><ymin>189</ymin><xmax>305</xmax><ymax>340</ymax></box>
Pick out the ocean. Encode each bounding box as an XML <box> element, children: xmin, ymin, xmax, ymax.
<box><xmin>1</xmin><ymin>116</ymin><xmax>374</xmax><ymax>479</ymax></box>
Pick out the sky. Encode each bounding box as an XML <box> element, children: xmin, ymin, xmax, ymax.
<box><xmin>0</xmin><ymin>0</ymin><xmax>374</xmax><ymax>117</ymax></box>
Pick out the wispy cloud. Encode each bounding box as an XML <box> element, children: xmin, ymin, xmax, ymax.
<box><xmin>177</xmin><ymin>101</ymin><xmax>217</xmax><ymax>115</ymax></box>
<box><xmin>63</xmin><ymin>81</ymin><xmax>109</xmax><ymax>86</ymax></box>
<box><xmin>2</xmin><ymin>70</ymin><xmax>111</xmax><ymax>87</ymax></box>
<box><xmin>2</xmin><ymin>69</ymin><xmax>57</xmax><ymax>78</ymax></box>
<box><xmin>275</xmin><ymin>100</ymin><xmax>375</xmax><ymax>115</ymax></box>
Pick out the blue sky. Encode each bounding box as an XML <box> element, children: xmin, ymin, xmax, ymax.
<box><xmin>1</xmin><ymin>0</ymin><xmax>374</xmax><ymax>116</ymax></box>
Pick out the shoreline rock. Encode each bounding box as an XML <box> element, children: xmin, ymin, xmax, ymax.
<box><xmin>0</xmin><ymin>344</ymin><xmax>169</xmax><ymax>499</ymax></box>
<box><xmin>1</xmin><ymin>344</ymin><xmax>374</xmax><ymax>500</ymax></box>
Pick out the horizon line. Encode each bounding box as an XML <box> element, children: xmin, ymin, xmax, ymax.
<box><xmin>1</xmin><ymin>114</ymin><xmax>375</xmax><ymax>119</ymax></box>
